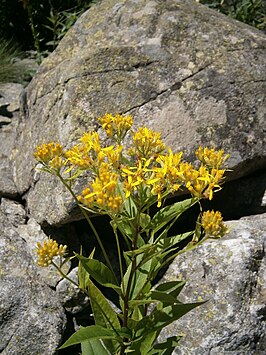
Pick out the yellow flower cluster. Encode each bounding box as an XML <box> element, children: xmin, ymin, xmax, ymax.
<box><xmin>196</xmin><ymin>146</ymin><xmax>229</xmax><ymax>168</ymax></box>
<box><xmin>33</xmin><ymin>115</ymin><xmax>229</xmax><ymax>213</ymax></box>
<box><xmin>34</xmin><ymin>143</ymin><xmax>65</xmax><ymax>170</ymax></box>
<box><xmin>78</xmin><ymin>163</ymin><xmax>123</xmax><ymax>213</ymax></box>
<box><xmin>37</xmin><ymin>239</ymin><xmax>67</xmax><ymax>267</ymax></box>
<box><xmin>99</xmin><ymin>113</ymin><xmax>133</xmax><ymax>141</ymax></box>
<box><xmin>121</xmin><ymin>146</ymin><xmax>227</xmax><ymax>207</ymax></box>
<box><xmin>65</xmin><ymin>132</ymin><xmax>101</xmax><ymax>170</ymax></box>
<box><xmin>201</xmin><ymin>210</ymin><xmax>228</xmax><ymax>238</ymax></box>
<box><xmin>132</xmin><ymin>127</ymin><xmax>166</xmax><ymax>158</ymax></box>
<box><xmin>122</xmin><ymin>158</ymin><xmax>151</xmax><ymax>199</ymax></box>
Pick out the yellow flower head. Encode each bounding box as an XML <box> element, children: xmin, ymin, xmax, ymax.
<box><xmin>78</xmin><ymin>163</ymin><xmax>123</xmax><ymax>213</ymax></box>
<box><xmin>99</xmin><ymin>113</ymin><xmax>133</xmax><ymax>140</ymax></box>
<box><xmin>132</xmin><ymin>127</ymin><xmax>166</xmax><ymax>158</ymax></box>
<box><xmin>201</xmin><ymin>210</ymin><xmax>228</xmax><ymax>238</ymax></box>
<box><xmin>37</xmin><ymin>238</ymin><xmax>67</xmax><ymax>267</ymax></box>
<box><xmin>196</xmin><ymin>146</ymin><xmax>229</xmax><ymax>169</ymax></box>
<box><xmin>105</xmin><ymin>145</ymin><xmax>123</xmax><ymax>169</ymax></box>
<box><xmin>80</xmin><ymin>131</ymin><xmax>101</xmax><ymax>153</ymax></box>
<box><xmin>65</xmin><ymin>132</ymin><xmax>104</xmax><ymax>171</ymax></box>
<box><xmin>34</xmin><ymin>143</ymin><xmax>64</xmax><ymax>169</ymax></box>
<box><xmin>65</xmin><ymin>145</ymin><xmax>94</xmax><ymax>170</ymax></box>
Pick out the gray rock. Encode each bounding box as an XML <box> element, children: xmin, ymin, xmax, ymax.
<box><xmin>0</xmin><ymin>201</ymin><xmax>66</xmax><ymax>354</ymax></box>
<box><xmin>0</xmin><ymin>83</ymin><xmax>24</xmax><ymax>198</ymax></box>
<box><xmin>0</xmin><ymin>83</ymin><xmax>24</xmax><ymax>112</ymax></box>
<box><xmin>56</xmin><ymin>267</ymin><xmax>89</xmax><ymax>314</ymax></box>
<box><xmin>12</xmin><ymin>0</ymin><xmax>266</xmax><ymax>226</ymax></box>
<box><xmin>17</xmin><ymin>217</ymin><xmax>71</xmax><ymax>288</ymax></box>
<box><xmin>0</xmin><ymin>197</ymin><xmax>26</xmax><ymax>226</ymax></box>
<box><xmin>159</xmin><ymin>213</ymin><xmax>266</xmax><ymax>354</ymax></box>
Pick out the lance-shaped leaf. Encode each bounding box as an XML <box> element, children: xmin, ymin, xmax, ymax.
<box><xmin>122</xmin><ymin>255</ymin><xmax>152</xmax><ymax>300</ymax></box>
<box><xmin>76</xmin><ymin>255</ymin><xmax>120</xmax><ymax>293</ymax></box>
<box><xmin>81</xmin><ymin>339</ymin><xmax>111</xmax><ymax>355</ymax></box>
<box><xmin>59</xmin><ymin>325</ymin><xmax>117</xmax><ymax>349</ymax></box>
<box><xmin>86</xmin><ymin>278</ymin><xmax>121</xmax><ymax>353</ymax></box>
<box><xmin>156</xmin><ymin>231</ymin><xmax>193</xmax><ymax>252</ymax></box>
<box><xmin>128</xmin><ymin>331</ymin><xmax>158</xmax><ymax>354</ymax></box>
<box><xmin>147</xmin><ymin>336</ymin><xmax>182</xmax><ymax>355</ymax></box>
<box><xmin>134</xmin><ymin>302</ymin><xmax>204</xmax><ymax>339</ymax></box>
<box><xmin>149</xmin><ymin>198</ymin><xmax>197</xmax><ymax>234</ymax></box>
<box><xmin>155</xmin><ymin>280</ymin><xmax>186</xmax><ymax>300</ymax></box>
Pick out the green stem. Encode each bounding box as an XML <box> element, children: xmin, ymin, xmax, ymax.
<box><xmin>161</xmin><ymin>235</ymin><xmax>209</xmax><ymax>269</ymax></box>
<box><xmin>120</xmin><ymin>211</ymin><xmax>140</xmax><ymax>355</ymax></box>
<box><xmin>52</xmin><ymin>260</ymin><xmax>79</xmax><ymax>288</ymax></box>
<box><xmin>113</xmin><ymin>225</ymin><xmax>124</xmax><ymax>284</ymax></box>
<box><xmin>57</xmin><ymin>173</ymin><xmax>118</xmax><ymax>284</ymax></box>
<box><xmin>52</xmin><ymin>261</ymin><xmax>121</xmax><ymax>340</ymax></box>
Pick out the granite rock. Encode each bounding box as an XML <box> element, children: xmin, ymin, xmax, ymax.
<box><xmin>159</xmin><ymin>213</ymin><xmax>266</xmax><ymax>354</ymax></box>
<box><xmin>11</xmin><ymin>0</ymin><xmax>266</xmax><ymax>225</ymax></box>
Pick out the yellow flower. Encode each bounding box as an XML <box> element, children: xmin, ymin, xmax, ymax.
<box><xmin>132</xmin><ymin>127</ymin><xmax>166</xmax><ymax>158</ymax></box>
<box><xmin>34</xmin><ymin>143</ymin><xmax>64</xmax><ymax>169</ymax></box>
<box><xmin>65</xmin><ymin>145</ymin><xmax>94</xmax><ymax>169</ymax></box>
<box><xmin>99</xmin><ymin>113</ymin><xmax>133</xmax><ymax>140</ymax></box>
<box><xmin>65</xmin><ymin>132</ymin><xmax>105</xmax><ymax>171</ymax></box>
<box><xmin>201</xmin><ymin>210</ymin><xmax>228</xmax><ymax>238</ymax></box>
<box><xmin>196</xmin><ymin>146</ymin><xmax>229</xmax><ymax>169</ymax></box>
<box><xmin>80</xmin><ymin>131</ymin><xmax>101</xmax><ymax>153</ymax></box>
<box><xmin>78</xmin><ymin>163</ymin><xmax>123</xmax><ymax>213</ymax></box>
<box><xmin>105</xmin><ymin>145</ymin><xmax>123</xmax><ymax>169</ymax></box>
<box><xmin>37</xmin><ymin>239</ymin><xmax>67</xmax><ymax>267</ymax></box>
<box><xmin>121</xmin><ymin>158</ymin><xmax>151</xmax><ymax>199</ymax></box>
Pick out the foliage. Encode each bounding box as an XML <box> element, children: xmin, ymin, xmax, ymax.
<box><xmin>0</xmin><ymin>0</ymin><xmax>100</xmax><ymax>61</ymax></box>
<box><xmin>0</xmin><ymin>39</ymin><xmax>35</xmax><ymax>84</ymax></box>
<box><xmin>34</xmin><ymin>114</ymin><xmax>229</xmax><ymax>354</ymax></box>
<box><xmin>199</xmin><ymin>0</ymin><xmax>266</xmax><ymax>31</ymax></box>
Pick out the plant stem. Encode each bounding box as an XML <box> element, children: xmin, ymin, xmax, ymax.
<box><xmin>113</xmin><ymin>225</ymin><xmax>124</xmax><ymax>283</ymax></box>
<box><xmin>120</xmin><ymin>211</ymin><xmax>140</xmax><ymax>355</ymax></box>
<box><xmin>57</xmin><ymin>173</ymin><xmax>118</xmax><ymax>284</ymax></box>
<box><xmin>52</xmin><ymin>260</ymin><xmax>79</xmax><ymax>288</ymax></box>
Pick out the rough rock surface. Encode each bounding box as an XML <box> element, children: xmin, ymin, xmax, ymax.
<box><xmin>0</xmin><ymin>83</ymin><xmax>23</xmax><ymax>197</ymax></box>
<box><xmin>12</xmin><ymin>0</ymin><xmax>266</xmax><ymax>225</ymax></box>
<box><xmin>0</xmin><ymin>199</ymin><xmax>66</xmax><ymax>354</ymax></box>
<box><xmin>159</xmin><ymin>213</ymin><xmax>266</xmax><ymax>354</ymax></box>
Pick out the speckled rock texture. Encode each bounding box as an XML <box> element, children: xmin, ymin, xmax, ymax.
<box><xmin>0</xmin><ymin>199</ymin><xmax>66</xmax><ymax>355</ymax></box>
<box><xmin>159</xmin><ymin>213</ymin><xmax>266</xmax><ymax>355</ymax></box>
<box><xmin>11</xmin><ymin>0</ymin><xmax>266</xmax><ymax>226</ymax></box>
<box><xmin>0</xmin><ymin>83</ymin><xmax>24</xmax><ymax>198</ymax></box>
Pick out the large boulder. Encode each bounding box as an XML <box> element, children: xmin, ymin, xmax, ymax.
<box><xmin>12</xmin><ymin>0</ymin><xmax>266</xmax><ymax>226</ymax></box>
<box><xmin>159</xmin><ymin>213</ymin><xmax>266</xmax><ymax>354</ymax></box>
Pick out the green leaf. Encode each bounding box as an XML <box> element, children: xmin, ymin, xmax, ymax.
<box><xmin>86</xmin><ymin>278</ymin><xmax>121</xmax><ymax>353</ymax></box>
<box><xmin>81</xmin><ymin>339</ymin><xmax>111</xmax><ymax>355</ymax></box>
<box><xmin>115</xmin><ymin>217</ymin><xmax>135</xmax><ymax>240</ymax></box>
<box><xmin>155</xmin><ymin>281</ymin><xmax>186</xmax><ymax>299</ymax></box>
<box><xmin>59</xmin><ymin>325</ymin><xmax>116</xmax><ymax>349</ymax></box>
<box><xmin>124</xmin><ymin>243</ymin><xmax>156</xmax><ymax>259</ymax></box>
<box><xmin>129</xmin><ymin>299</ymin><xmax>157</xmax><ymax>307</ymax></box>
<box><xmin>78</xmin><ymin>249</ymin><xmax>93</xmax><ymax>291</ymax></box>
<box><xmin>149</xmin><ymin>290</ymin><xmax>180</xmax><ymax>305</ymax></box>
<box><xmin>134</xmin><ymin>302</ymin><xmax>204</xmax><ymax>339</ymax></box>
<box><xmin>147</xmin><ymin>336</ymin><xmax>182</xmax><ymax>354</ymax></box>
<box><xmin>156</xmin><ymin>232</ymin><xmax>193</xmax><ymax>252</ymax></box>
<box><xmin>139</xmin><ymin>213</ymin><xmax>151</xmax><ymax>230</ymax></box>
<box><xmin>122</xmin><ymin>256</ymin><xmax>152</xmax><ymax>300</ymax></box>
<box><xmin>128</xmin><ymin>331</ymin><xmax>158</xmax><ymax>354</ymax></box>
<box><xmin>76</xmin><ymin>255</ymin><xmax>120</xmax><ymax>293</ymax></box>
<box><xmin>149</xmin><ymin>198</ymin><xmax>197</xmax><ymax>234</ymax></box>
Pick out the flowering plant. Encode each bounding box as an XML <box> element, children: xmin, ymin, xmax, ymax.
<box><xmin>34</xmin><ymin>114</ymin><xmax>229</xmax><ymax>355</ymax></box>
